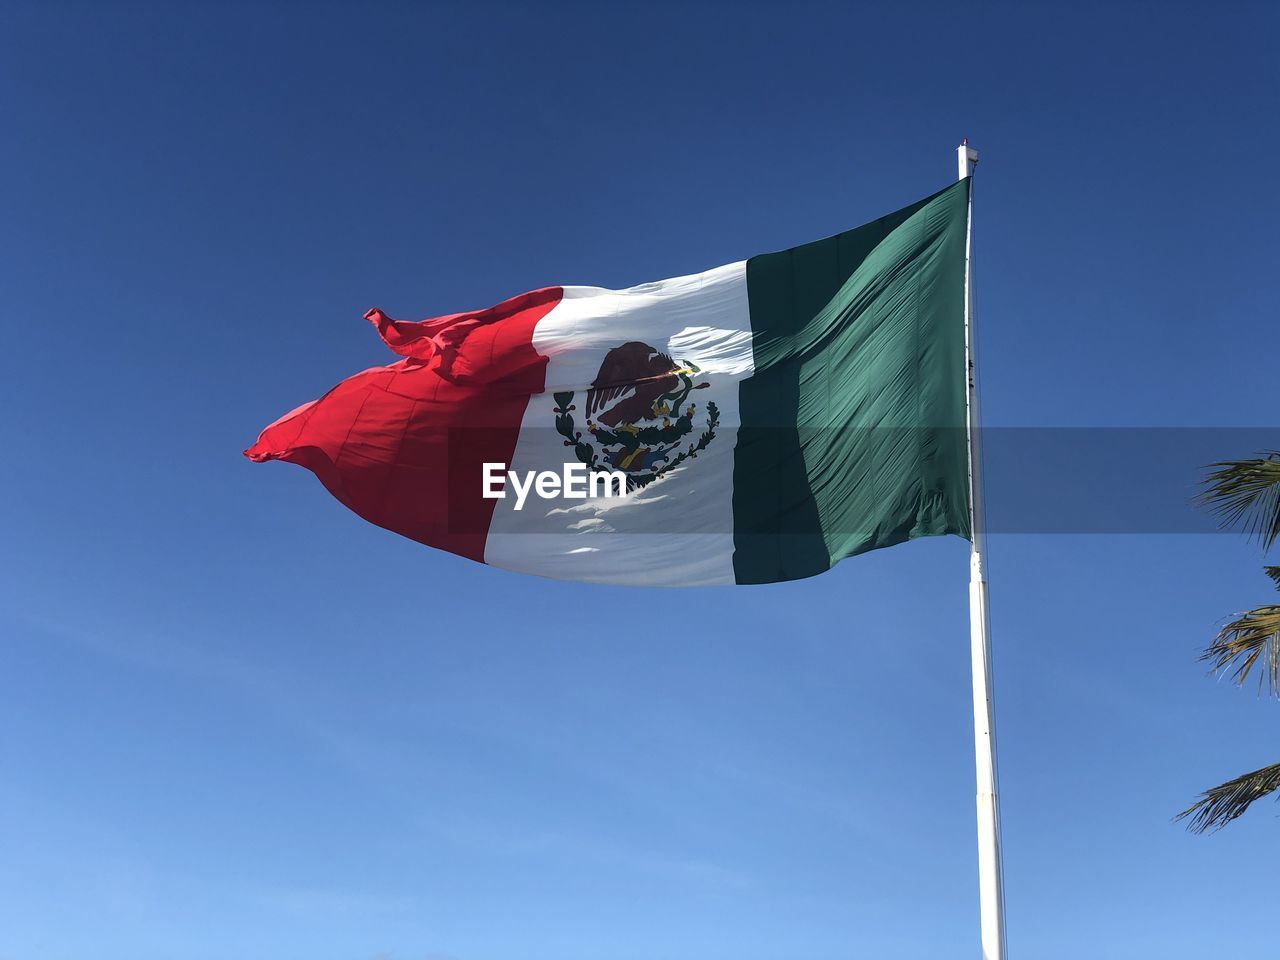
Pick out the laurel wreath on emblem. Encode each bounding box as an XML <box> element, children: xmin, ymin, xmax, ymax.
<box><xmin>551</xmin><ymin>342</ymin><xmax>720</xmax><ymax>492</ymax></box>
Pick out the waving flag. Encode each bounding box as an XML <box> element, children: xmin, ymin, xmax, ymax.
<box><xmin>246</xmin><ymin>179</ymin><xmax>971</xmax><ymax>586</ymax></box>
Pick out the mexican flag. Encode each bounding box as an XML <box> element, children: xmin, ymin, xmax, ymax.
<box><xmin>246</xmin><ymin>179</ymin><xmax>972</xmax><ymax>586</ymax></box>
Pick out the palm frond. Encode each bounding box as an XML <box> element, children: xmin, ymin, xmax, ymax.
<box><xmin>1199</xmin><ymin>453</ymin><xmax>1280</xmax><ymax>549</ymax></box>
<box><xmin>1177</xmin><ymin>762</ymin><xmax>1280</xmax><ymax>833</ymax></box>
<box><xmin>1200</xmin><ymin>603</ymin><xmax>1280</xmax><ymax>696</ymax></box>
<box><xmin>1265</xmin><ymin>566</ymin><xmax>1280</xmax><ymax>590</ymax></box>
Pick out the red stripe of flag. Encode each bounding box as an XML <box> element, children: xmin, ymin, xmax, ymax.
<box><xmin>245</xmin><ymin>287</ymin><xmax>563</xmax><ymax>562</ymax></box>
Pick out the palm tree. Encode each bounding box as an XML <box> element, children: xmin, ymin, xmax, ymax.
<box><xmin>1177</xmin><ymin>452</ymin><xmax>1280</xmax><ymax>832</ymax></box>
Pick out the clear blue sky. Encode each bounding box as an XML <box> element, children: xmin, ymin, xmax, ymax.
<box><xmin>3</xmin><ymin>2</ymin><xmax>1278</xmax><ymax>958</ymax></box>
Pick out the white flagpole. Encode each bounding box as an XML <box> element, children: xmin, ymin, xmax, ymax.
<box><xmin>958</xmin><ymin>141</ymin><xmax>1007</xmax><ymax>960</ymax></box>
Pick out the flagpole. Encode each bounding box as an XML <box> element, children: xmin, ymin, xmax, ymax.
<box><xmin>958</xmin><ymin>141</ymin><xmax>1007</xmax><ymax>960</ymax></box>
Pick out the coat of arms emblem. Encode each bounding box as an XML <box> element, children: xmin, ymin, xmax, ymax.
<box><xmin>553</xmin><ymin>341</ymin><xmax>719</xmax><ymax>490</ymax></box>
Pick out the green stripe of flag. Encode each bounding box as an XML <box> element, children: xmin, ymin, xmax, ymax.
<box><xmin>732</xmin><ymin>179</ymin><xmax>972</xmax><ymax>584</ymax></box>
